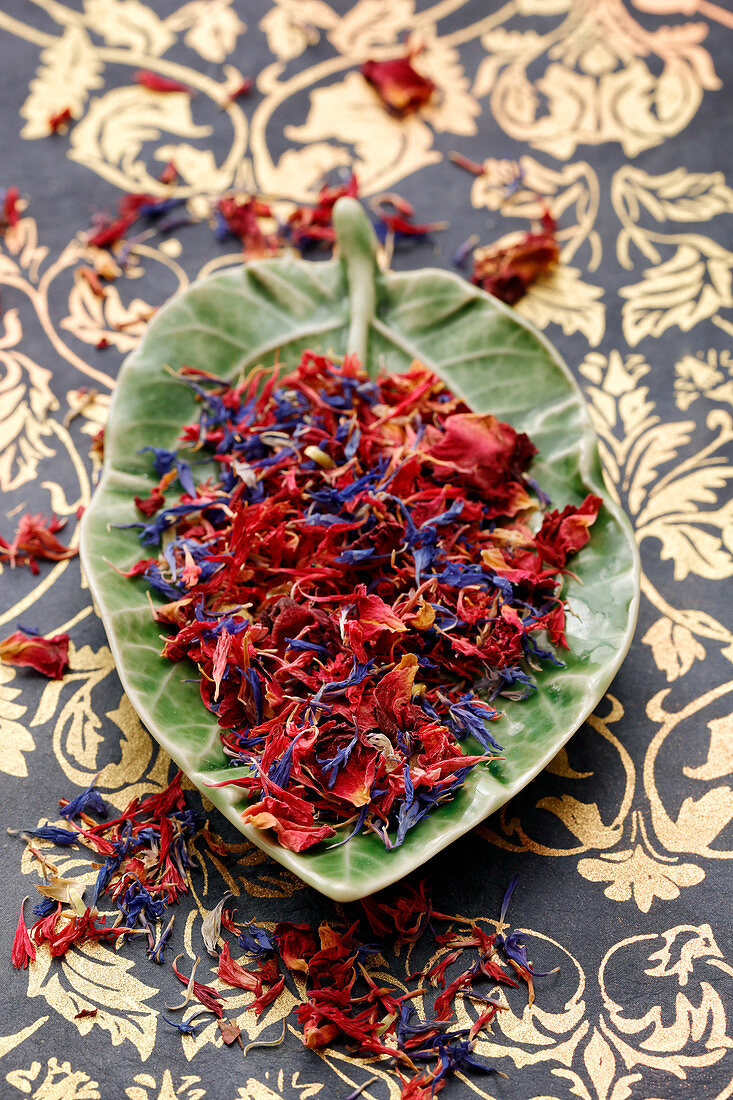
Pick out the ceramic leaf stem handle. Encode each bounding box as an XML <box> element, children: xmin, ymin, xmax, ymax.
<box><xmin>333</xmin><ymin>197</ymin><xmax>380</xmax><ymax>366</ymax></box>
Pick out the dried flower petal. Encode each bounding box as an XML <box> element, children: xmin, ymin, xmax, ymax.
<box><xmin>201</xmin><ymin>891</ymin><xmax>232</xmax><ymax>956</ymax></box>
<box><xmin>0</xmin><ymin>513</ymin><xmax>77</xmax><ymax>573</ymax></box>
<box><xmin>1</xmin><ymin>187</ymin><xmax>21</xmax><ymax>233</ymax></box>
<box><xmin>134</xmin><ymin>70</ymin><xmax>191</xmax><ymax>94</ymax></box>
<box><xmin>215</xmin><ymin>195</ymin><xmax>278</xmax><ymax>258</ymax></box>
<box><xmin>11</xmin><ymin>898</ymin><xmax>36</xmax><ymax>969</ymax></box>
<box><xmin>471</xmin><ymin>211</ymin><xmax>560</xmax><ymax>305</ymax></box>
<box><xmin>0</xmin><ymin>631</ymin><xmax>70</xmax><ymax>680</ymax></box>
<box><xmin>360</xmin><ymin>55</ymin><xmax>436</xmax><ymax>116</ymax></box>
<box><xmin>218</xmin><ymin>1018</ymin><xmax>242</xmax><ymax>1045</ymax></box>
<box><xmin>48</xmin><ymin>107</ymin><xmax>73</xmax><ymax>133</ymax></box>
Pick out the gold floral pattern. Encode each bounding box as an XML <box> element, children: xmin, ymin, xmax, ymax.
<box><xmin>1</xmin><ymin>0</ymin><xmax>733</xmax><ymax>1097</ymax></box>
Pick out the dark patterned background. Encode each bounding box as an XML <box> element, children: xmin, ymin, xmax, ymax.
<box><xmin>1</xmin><ymin>1</ymin><xmax>733</xmax><ymax>1097</ymax></box>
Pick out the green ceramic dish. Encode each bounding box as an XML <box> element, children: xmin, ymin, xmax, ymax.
<box><xmin>81</xmin><ymin>199</ymin><xmax>640</xmax><ymax>901</ymax></box>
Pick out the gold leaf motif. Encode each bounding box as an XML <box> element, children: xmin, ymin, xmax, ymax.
<box><xmin>1</xmin><ymin>217</ymin><xmax>49</xmax><ymax>284</ymax></box>
<box><xmin>583</xmin><ymin>1029</ymin><xmax>616</xmax><ymax>1100</ymax></box>
<box><xmin>0</xmin><ymin>347</ymin><xmax>59</xmax><ymax>493</ymax></box>
<box><xmin>280</xmin><ymin>71</ymin><xmax>444</xmax><ymax>197</ymax></box>
<box><xmin>577</xmin><ymin>845</ymin><xmax>705</xmax><ymax>912</ymax></box>
<box><xmin>154</xmin><ymin>143</ymin><xmax>233</xmax><ymax>194</ymax></box>
<box><xmin>125</xmin><ymin>1070</ymin><xmax>205</xmax><ymax>1100</ymax></box>
<box><xmin>536</xmin><ymin>796</ymin><xmax>623</xmax><ymax>849</ymax></box>
<box><xmin>684</xmin><ymin>715</ymin><xmax>733</xmax><ymax>782</ymax></box>
<box><xmin>658</xmin><ymin>788</ymin><xmax>733</xmax><ymax>854</ymax></box>
<box><xmin>0</xmin><ymin>1019</ymin><xmax>48</xmax><ymax>1061</ymax></box>
<box><xmin>167</xmin><ymin>0</ymin><xmax>246</xmax><ymax>63</ymax></box>
<box><xmin>26</xmin><ymin>943</ymin><xmax>159</xmax><ymax>1061</ymax></box>
<box><xmin>68</xmin><ymin>87</ymin><xmax>212</xmax><ymax>193</ymax></box>
<box><xmin>580</xmin><ymin>351</ymin><xmax>654</xmax><ymax>444</ymax></box>
<box><xmin>65</xmin><ymin>389</ymin><xmax>110</xmax><ymax>438</ymax></box>
<box><xmin>60</xmin><ymin>278</ymin><xmax>153</xmax><ymax>353</ymax></box>
<box><xmin>674</xmin><ymin>349</ymin><xmax>733</xmax><ymax>411</ymax></box>
<box><xmin>624</xmin><ymin>420</ymin><xmax>693</xmax><ymax>518</ymax></box>
<box><xmin>642</xmin><ymin>617</ymin><xmax>706</xmax><ymax>682</ymax></box>
<box><xmin>620</xmin><ymin>240</ymin><xmax>733</xmax><ymax>346</ymax></box>
<box><xmin>515</xmin><ymin>263</ymin><xmax>605</xmax><ymax>346</ymax></box>
<box><xmin>475</xmin><ymin>4</ymin><xmax>721</xmax><ymax>159</ymax></box>
<box><xmin>100</xmin><ymin>694</ymin><xmax>172</xmax><ymax>808</ymax></box>
<box><xmin>614</xmin><ymin>166</ymin><xmax>733</xmax><ymax>261</ymax></box>
<box><xmin>640</xmin><ymin>508</ymin><xmax>733</xmax><ymax>584</ymax></box>
<box><xmin>83</xmin><ymin>0</ymin><xmax>176</xmax><ymax>55</ymax></box>
<box><xmin>6</xmin><ymin>1057</ymin><xmax>100</xmax><ymax>1099</ymax></box>
<box><xmin>258</xmin><ymin>144</ymin><xmax>353</xmax><ymax>205</ymax></box>
<box><xmin>327</xmin><ymin>0</ymin><xmax>414</xmax><ymax>55</ymax></box>
<box><xmin>31</xmin><ymin>634</ymin><xmax>169</xmax><ymax>806</ymax></box>
<box><xmin>600</xmin><ymin>925</ymin><xmax>733</xmax><ymax>1076</ymax></box>
<box><xmin>0</xmin><ymin>664</ymin><xmax>35</xmax><ymax>779</ymax></box>
<box><xmin>259</xmin><ymin>2</ymin><xmax>337</xmax><ymax>61</ymax></box>
<box><xmin>413</xmin><ymin>26</ymin><xmax>479</xmax><ymax>138</ymax></box>
<box><xmin>20</xmin><ymin>26</ymin><xmax>104</xmax><ymax>140</ymax></box>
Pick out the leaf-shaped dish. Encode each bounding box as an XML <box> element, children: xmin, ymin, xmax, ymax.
<box><xmin>81</xmin><ymin>199</ymin><xmax>639</xmax><ymax>901</ymax></box>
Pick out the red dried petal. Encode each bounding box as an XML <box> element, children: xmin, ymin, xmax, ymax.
<box><xmin>134</xmin><ymin>70</ymin><xmax>191</xmax><ymax>94</ymax></box>
<box><xmin>158</xmin><ymin>160</ymin><xmax>178</xmax><ymax>185</ymax></box>
<box><xmin>242</xmin><ymin>797</ymin><xmax>336</xmax><ymax>852</ymax></box>
<box><xmin>426</xmin><ymin>413</ymin><xmax>536</xmax><ymax>505</ymax></box>
<box><xmin>11</xmin><ymin>900</ymin><xmax>36</xmax><ymax>969</ymax></box>
<box><xmin>217</xmin><ymin>941</ymin><xmax>261</xmax><ymax>992</ymax></box>
<box><xmin>2</xmin><ymin>186</ymin><xmax>21</xmax><ymax>231</ymax></box>
<box><xmin>172</xmin><ymin>956</ymin><xmax>224</xmax><ymax>1017</ymax></box>
<box><xmin>0</xmin><ymin>631</ymin><xmax>70</xmax><ymax>680</ymax></box>
<box><xmin>87</xmin><ymin>215</ymin><xmax>137</xmax><ymax>249</ymax></box>
<box><xmin>360</xmin><ymin>56</ymin><xmax>436</xmax><ymax>116</ymax></box>
<box><xmin>471</xmin><ymin>216</ymin><xmax>560</xmax><ymax>305</ymax></box>
<box><xmin>134</xmin><ymin>486</ymin><xmax>165</xmax><ymax>516</ymax></box>
<box><xmin>0</xmin><ymin>512</ymin><xmax>77</xmax><ymax>571</ymax></box>
<box><xmin>226</xmin><ymin>78</ymin><xmax>253</xmax><ymax>103</ymax></box>
<box><xmin>216</xmin><ymin>195</ymin><xmax>278</xmax><ymax>258</ymax></box>
<box><xmin>48</xmin><ymin>107</ymin><xmax>73</xmax><ymax>133</ymax></box>
<box><xmin>251</xmin><ymin>973</ymin><xmax>285</xmax><ymax>1016</ymax></box>
<box><xmin>535</xmin><ymin>493</ymin><xmax>603</xmax><ymax>567</ymax></box>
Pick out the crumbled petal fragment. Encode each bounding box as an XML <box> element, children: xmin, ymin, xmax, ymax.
<box><xmin>134</xmin><ymin>70</ymin><xmax>191</xmax><ymax>93</ymax></box>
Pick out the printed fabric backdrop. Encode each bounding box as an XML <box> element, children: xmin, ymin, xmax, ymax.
<box><xmin>1</xmin><ymin>0</ymin><xmax>733</xmax><ymax>1097</ymax></box>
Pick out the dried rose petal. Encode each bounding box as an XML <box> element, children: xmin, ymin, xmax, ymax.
<box><xmin>360</xmin><ymin>56</ymin><xmax>436</xmax><ymax>116</ymax></box>
<box><xmin>0</xmin><ymin>631</ymin><xmax>70</xmax><ymax>680</ymax></box>
<box><xmin>471</xmin><ymin>211</ymin><xmax>560</xmax><ymax>305</ymax></box>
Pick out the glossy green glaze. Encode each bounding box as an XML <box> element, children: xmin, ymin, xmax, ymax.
<box><xmin>81</xmin><ymin>199</ymin><xmax>640</xmax><ymax>901</ymax></box>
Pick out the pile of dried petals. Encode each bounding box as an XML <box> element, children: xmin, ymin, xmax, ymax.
<box><xmin>12</xmin><ymin>773</ymin><xmax>544</xmax><ymax>1095</ymax></box>
<box><xmin>122</xmin><ymin>352</ymin><xmax>601</xmax><ymax>854</ymax></box>
<box><xmin>215</xmin><ymin>177</ymin><xmax>443</xmax><ymax>257</ymax></box>
<box><xmin>11</xmin><ymin>773</ymin><xmax>194</xmax><ymax>968</ymax></box>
